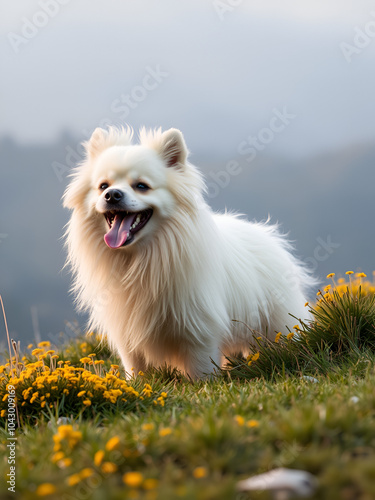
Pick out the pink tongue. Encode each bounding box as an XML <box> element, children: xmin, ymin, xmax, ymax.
<box><xmin>104</xmin><ymin>213</ymin><xmax>137</xmax><ymax>249</ymax></box>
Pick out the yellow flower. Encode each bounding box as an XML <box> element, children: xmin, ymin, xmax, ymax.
<box><xmin>357</xmin><ymin>272</ymin><xmax>367</xmax><ymax>278</ymax></box>
<box><xmin>52</xmin><ymin>451</ymin><xmax>65</xmax><ymax>463</ymax></box>
<box><xmin>275</xmin><ymin>332</ymin><xmax>282</xmax><ymax>343</ymax></box>
<box><xmin>54</xmin><ymin>425</ymin><xmax>82</xmax><ymax>450</ymax></box>
<box><xmin>138</xmin><ymin>371</ymin><xmax>145</xmax><ymax>376</ymax></box>
<box><xmin>304</xmin><ymin>302</ymin><xmax>309</xmax><ymax>307</ymax></box>
<box><xmin>159</xmin><ymin>427</ymin><xmax>172</xmax><ymax>437</ymax></box>
<box><xmin>27</xmin><ymin>343</ymin><xmax>33</xmax><ymax>349</ymax></box>
<box><xmin>251</xmin><ymin>352</ymin><xmax>260</xmax><ymax>362</ymax></box>
<box><xmin>160</xmin><ymin>392</ymin><xmax>167</xmax><ymax>398</ymax></box>
<box><xmin>123</xmin><ymin>471</ymin><xmax>143</xmax><ymax>488</ymax></box>
<box><xmin>142</xmin><ymin>385</ymin><xmax>153</xmax><ymax>397</ymax></box>
<box><xmin>59</xmin><ymin>457</ymin><xmax>72</xmax><ymax>468</ymax></box>
<box><xmin>286</xmin><ymin>332</ymin><xmax>294</xmax><ymax>340</ymax></box>
<box><xmin>246</xmin><ymin>419</ymin><xmax>259</xmax><ymax>428</ymax></box>
<box><xmin>94</xmin><ymin>450</ymin><xmax>105</xmax><ymax>466</ymax></box>
<box><xmin>193</xmin><ymin>467</ymin><xmax>208</xmax><ymax>479</ymax></box>
<box><xmin>67</xmin><ymin>473</ymin><xmax>81</xmax><ymax>486</ymax></box>
<box><xmin>56</xmin><ymin>425</ymin><xmax>73</xmax><ymax>438</ymax></box>
<box><xmin>105</xmin><ymin>436</ymin><xmax>121</xmax><ymax>451</ymax></box>
<box><xmin>345</xmin><ymin>271</ymin><xmax>354</xmax><ymax>275</ymax></box>
<box><xmin>30</xmin><ymin>392</ymin><xmax>39</xmax><ymax>404</ymax></box>
<box><xmin>31</xmin><ymin>349</ymin><xmax>43</xmax><ymax>356</ymax></box>
<box><xmin>36</xmin><ymin>483</ymin><xmax>56</xmax><ymax>496</ymax></box>
<box><xmin>38</xmin><ymin>341</ymin><xmax>51</xmax><ymax>348</ymax></box>
<box><xmin>45</xmin><ymin>350</ymin><xmax>55</xmax><ymax>355</ymax></box>
<box><xmin>77</xmin><ymin>391</ymin><xmax>86</xmax><ymax>397</ymax></box>
<box><xmin>142</xmin><ymin>423</ymin><xmax>155</xmax><ymax>431</ymax></box>
<box><xmin>101</xmin><ymin>462</ymin><xmax>118</xmax><ymax>474</ymax></box>
<box><xmin>326</xmin><ymin>273</ymin><xmax>335</xmax><ymax>279</ymax></box>
<box><xmin>83</xmin><ymin>400</ymin><xmax>91</xmax><ymax>406</ymax></box>
<box><xmin>234</xmin><ymin>415</ymin><xmax>245</xmax><ymax>426</ymax></box>
<box><xmin>293</xmin><ymin>325</ymin><xmax>299</xmax><ymax>330</ymax></box>
<box><xmin>80</xmin><ymin>357</ymin><xmax>91</xmax><ymax>364</ymax></box>
<box><xmin>80</xmin><ymin>468</ymin><xmax>94</xmax><ymax>479</ymax></box>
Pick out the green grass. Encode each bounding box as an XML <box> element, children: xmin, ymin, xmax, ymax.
<box><xmin>1</xmin><ymin>276</ymin><xmax>375</xmax><ymax>499</ymax></box>
<box><xmin>1</xmin><ymin>364</ymin><xmax>375</xmax><ymax>499</ymax></box>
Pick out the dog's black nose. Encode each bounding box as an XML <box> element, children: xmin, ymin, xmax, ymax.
<box><xmin>104</xmin><ymin>189</ymin><xmax>123</xmax><ymax>204</ymax></box>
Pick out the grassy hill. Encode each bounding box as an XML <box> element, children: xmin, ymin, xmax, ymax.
<box><xmin>1</xmin><ymin>273</ymin><xmax>375</xmax><ymax>499</ymax></box>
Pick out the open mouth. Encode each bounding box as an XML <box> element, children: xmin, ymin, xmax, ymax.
<box><xmin>103</xmin><ymin>209</ymin><xmax>153</xmax><ymax>249</ymax></box>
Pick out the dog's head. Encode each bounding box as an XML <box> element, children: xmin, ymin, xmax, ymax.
<box><xmin>63</xmin><ymin>127</ymin><xmax>202</xmax><ymax>249</ymax></box>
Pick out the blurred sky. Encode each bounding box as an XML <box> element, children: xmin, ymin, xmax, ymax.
<box><xmin>1</xmin><ymin>0</ymin><xmax>375</xmax><ymax>157</ymax></box>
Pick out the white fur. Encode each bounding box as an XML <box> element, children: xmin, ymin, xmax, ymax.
<box><xmin>63</xmin><ymin>126</ymin><xmax>315</xmax><ymax>379</ymax></box>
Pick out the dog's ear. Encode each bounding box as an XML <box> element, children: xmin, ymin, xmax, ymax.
<box><xmin>159</xmin><ymin>128</ymin><xmax>188</xmax><ymax>168</ymax></box>
<box><xmin>63</xmin><ymin>128</ymin><xmax>107</xmax><ymax>209</ymax></box>
<box><xmin>84</xmin><ymin>127</ymin><xmax>109</xmax><ymax>159</ymax></box>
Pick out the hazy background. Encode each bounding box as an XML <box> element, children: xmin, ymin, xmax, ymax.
<box><xmin>1</xmin><ymin>0</ymin><xmax>375</xmax><ymax>345</ymax></box>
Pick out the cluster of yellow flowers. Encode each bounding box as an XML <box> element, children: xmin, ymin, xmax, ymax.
<box><xmin>234</xmin><ymin>415</ymin><xmax>259</xmax><ymax>428</ymax></box>
<box><xmin>246</xmin><ymin>352</ymin><xmax>260</xmax><ymax>366</ymax></box>
<box><xmin>318</xmin><ymin>272</ymin><xmax>375</xmax><ymax>302</ymax></box>
<box><xmin>35</xmin><ymin>426</ymin><xmax>161</xmax><ymax>495</ymax></box>
<box><xmin>51</xmin><ymin>424</ymin><xmax>82</xmax><ymax>470</ymax></box>
<box><xmin>243</xmin><ymin>323</ymin><xmax>303</xmax><ymax>368</ymax></box>
<box><xmin>0</xmin><ymin>341</ymin><xmax>166</xmax><ymax>419</ymax></box>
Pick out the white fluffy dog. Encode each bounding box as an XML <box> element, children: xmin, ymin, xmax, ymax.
<box><xmin>63</xmin><ymin>126</ymin><xmax>314</xmax><ymax>379</ymax></box>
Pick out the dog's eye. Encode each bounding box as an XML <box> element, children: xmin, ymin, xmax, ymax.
<box><xmin>135</xmin><ymin>182</ymin><xmax>150</xmax><ymax>191</ymax></box>
<box><xmin>99</xmin><ymin>182</ymin><xmax>109</xmax><ymax>190</ymax></box>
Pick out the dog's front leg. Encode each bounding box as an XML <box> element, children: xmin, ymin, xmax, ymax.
<box><xmin>119</xmin><ymin>350</ymin><xmax>147</xmax><ymax>379</ymax></box>
<box><xmin>184</xmin><ymin>343</ymin><xmax>221</xmax><ymax>380</ymax></box>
